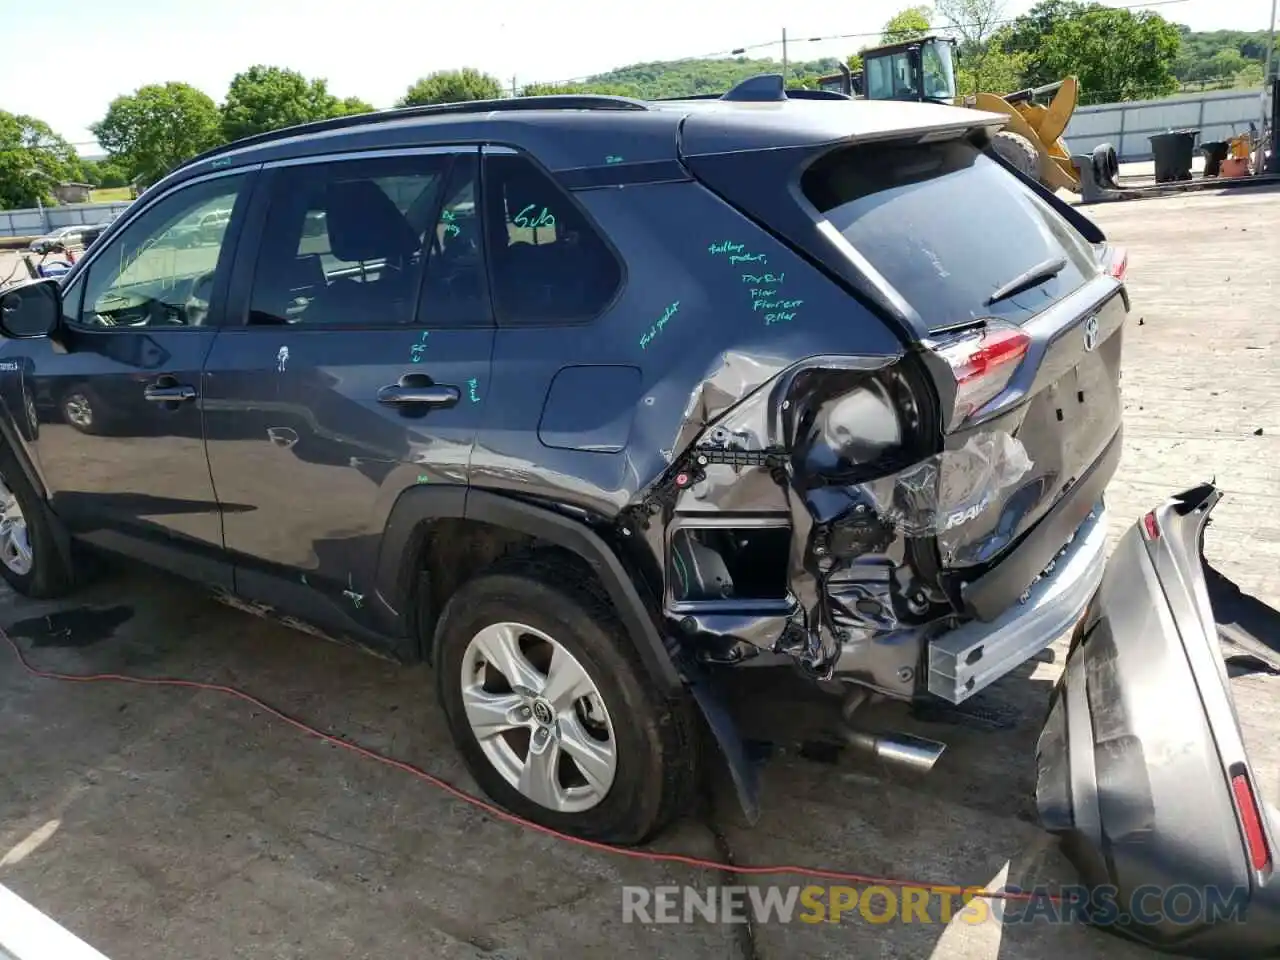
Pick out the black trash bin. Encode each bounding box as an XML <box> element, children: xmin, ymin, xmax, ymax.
<box><xmin>1149</xmin><ymin>130</ymin><xmax>1198</xmax><ymax>183</ymax></box>
<box><xmin>1200</xmin><ymin>140</ymin><xmax>1229</xmax><ymax>177</ymax></box>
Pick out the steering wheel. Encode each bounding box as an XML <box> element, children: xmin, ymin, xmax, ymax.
<box><xmin>184</xmin><ymin>271</ymin><xmax>217</xmax><ymax>326</ymax></box>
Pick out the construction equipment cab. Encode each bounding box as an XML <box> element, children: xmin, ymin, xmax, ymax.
<box><xmin>816</xmin><ymin>35</ymin><xmax>958</xmax><ymax>103</ymax></box>
<box><xmin>865</xmin><ymin>35</ymin><xmax>959</xmax><ymax>103</ymax></box>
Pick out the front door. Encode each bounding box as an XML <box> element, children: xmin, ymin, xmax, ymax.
<box><xmin>23</xmin><ymin>169</ymin><xmax>254</xmax><ymax>586</ymax></box>
<box><xmin>201</xmin><ymin>148</ymin><xmax>493</xmax><ymax>638</ymax></box>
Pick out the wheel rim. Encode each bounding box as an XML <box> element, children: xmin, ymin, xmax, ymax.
<box><xmin>460</xmin><ymin>621</ymin><xmax>617</xmax><ymax>813</ymax></box>
<box><xmin>64</xmin><ymin>394</ymin><xmax>92</xmax><ymax>428</ymax></box>
<box><xmin>0</xmin><ymin>473</ymin><xmax>33</xmax><ymax>576</ymax></box>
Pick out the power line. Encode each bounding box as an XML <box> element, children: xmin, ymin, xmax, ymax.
<box><xmin>525</xmin><ymin>0</ymin><xmax>1194</xmax><ymax>89</ymax></box>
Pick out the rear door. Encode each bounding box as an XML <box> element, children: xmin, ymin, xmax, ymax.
<box><xmin>201</xmin><ymin>148</ymin><xmax>493</xmax><ymax>634</ymax></box>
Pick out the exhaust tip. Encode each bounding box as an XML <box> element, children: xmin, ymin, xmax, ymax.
<box><xmin>844</xmin><ymin>729</ymin><xmax>947</xmax><ymax>773</ymax></box>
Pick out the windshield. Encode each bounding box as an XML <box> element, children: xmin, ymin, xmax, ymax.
<box><xmin>801</xmin><ymin>139</ymin><xmax>1099</xmax><ymax>329</ymax></box>
<box><xmin>865</xmin><ymin>41</ymin><xmax>956</xmax><ymax>101</ymax></box>
<box><xmin>922</xmin><ymin>42</ymin><xmax>956</xmax><ymax>99</ymax></box>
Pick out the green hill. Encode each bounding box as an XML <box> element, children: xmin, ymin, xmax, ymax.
<box><xmin>521</xmin><ymin>56</ymin><xmax>842</xmax><ymax>98</ymax></box>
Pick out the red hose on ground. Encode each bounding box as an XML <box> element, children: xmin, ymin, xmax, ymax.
<box><xmin>1</xmin><ymin>628</ymin><xmax>1049</xmax><ymax>904</ymax></box>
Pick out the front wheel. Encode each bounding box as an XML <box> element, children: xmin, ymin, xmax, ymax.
<box><xmin>435</xmin><ymin>561</ymin><xmax>699</xmax><ymax>844</ymax></box>
<box><xmin>0</xmin><ymin>444</ymin><xmax>76</xmax><ymax>598</ymax></box>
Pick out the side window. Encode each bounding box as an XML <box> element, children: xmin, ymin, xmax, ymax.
<box><xmin>74</xmin><ymin>174</ymin><xmax>246</xmax><ymax>329</ymax></box>
<box><xmin>248</xmin><ymin>154</ymin><xmax>457</xmax><ymax>327</ymax></box>
<box><xmin>482</xmin><ymin>153</ymin><xmax>622</xmax><ymax>326</ymax></box>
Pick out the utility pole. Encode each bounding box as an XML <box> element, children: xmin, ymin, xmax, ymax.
<box><xmin>1257</xmin><ymin>0</ymin><xmax>1277</xmax><ymax>172</ymax></box>
<box><xmin>511</xmin><ymin>75</ymin><xmax>518</xmax><ymax>98</ymax></box>
<box><xmin>781</xmin><ymin>28</ymin><xmax>788</xmax><ymax>84</ymax></box>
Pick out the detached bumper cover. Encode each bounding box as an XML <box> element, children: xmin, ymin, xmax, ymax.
<box><xmin>1037</xmin><ymin>484</ymin><xmax>1280</xmax><ymax>957</ymax></box>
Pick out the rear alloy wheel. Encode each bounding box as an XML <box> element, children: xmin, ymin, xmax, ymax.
<box><xmin>436</xmin><ymin>563</ymin><xmax>699</xmax><ymax>844</ymax></box>
<box><xmin>460</xmin><ymin>621</ymin><xmax>618</xmax><ymax>813</ymax></box>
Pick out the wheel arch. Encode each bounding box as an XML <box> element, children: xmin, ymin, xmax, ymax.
<box><xmin>373</xmin><ymin>486</ymin><xmax>683</xmax><ymax>694</ymax></box>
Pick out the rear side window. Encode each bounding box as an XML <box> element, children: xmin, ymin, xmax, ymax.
<box><xmin>801</xmin><ymin>140</ymin><xmax>1099</xmax><ymax>330</ymax></box>
<box><xmin>482</xmin><ymin>153</ymin><xmax>621</xmax><ymax>325</ymax></box>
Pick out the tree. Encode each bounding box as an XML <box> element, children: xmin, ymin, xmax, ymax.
<box><xmin>883</xmin><ymin>6</ymin><xmax>933</xmax><ymax>44</ymax></box>
<box><xmin>936</xmin><ymin>0</ymin><xmax>1010</xmax><ymax>94</ymax></box>
<box><xmin>520</xmin><ymin>81</ymin><xmax>640</xmax><ymax>97</ymax></box>
<box><xmin>334</xmin><ymin>96</ymin><xmax>376</xmax><ymax>117</ymax></box>
<box><xmin>398</xmin><ymin>69</ymin><xmax>505</xmax><ymax>107</ymax></box>
<box><xmin>958</xmin><ymin>48</ymin><xmax>1028</xmax><ymax>93</ymax></box>
<box><xmin>847</xmin><ymin>52</ymin><xmax>864</xmax><ymax>73</ymax></box>
<box><xmin>92</xmin><ymin>82</ymin><xmax>222</xmax><ymax>187</ymax></box>
<box><xmin>0</xmin><ymin>111</ymin><xmax>79</xmax><ymax>209</ymax></box>
<box><xmin>221</xmin><ymin>65</ymin><xmax>370</xmax><ymax>141</ymax></box>
<box><xmin>78</xmin><ymin>158</ymin><xmax>103</xmax><ymax>187</ymax></box>
<box><xmin>1003</xmin><ymin>1</ymin><xmax>1181</xmax><ymax>103</ymax></box>
<box><xmin>97</xmin><ymin>160</ymin><xmax>131</xmax><ymax>189</ymax></box>
<box><xmin>1207</xmin><ymin>49</ymin><xmax>1249</xmax><ymax>82</ymax></box>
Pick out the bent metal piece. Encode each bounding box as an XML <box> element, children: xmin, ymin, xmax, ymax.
<box><xmin>1037</xmin><ymin>484</ymin><xmax>1280</xmax><ymax>958</ymax></box>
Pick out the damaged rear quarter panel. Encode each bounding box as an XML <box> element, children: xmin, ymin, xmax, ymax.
<box><xmin>473</xmin><ymin>178</ymin><xmax>952</xmax><ymax>687</ymax></box>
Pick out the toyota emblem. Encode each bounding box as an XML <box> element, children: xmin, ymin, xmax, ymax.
<box><xmin>1082</xmin><ymin>315</ymin><xmax>1099</xmax><ymax>352</ymax></box>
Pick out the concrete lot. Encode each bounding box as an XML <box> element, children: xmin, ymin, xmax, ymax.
<box><xmin>1</xmin><ymin>186</ymin><xmax>1278</xmax><ymax>960</ymax></box>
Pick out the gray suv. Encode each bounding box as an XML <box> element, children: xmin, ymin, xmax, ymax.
<box><xmin>0</xmin><ymin>78</ymin><xmax>1274</xmax><ymax>957</ymax></box>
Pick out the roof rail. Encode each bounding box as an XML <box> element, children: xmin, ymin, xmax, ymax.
<box><xmin>184</xmin><ymin>94</ymin><xmax>651</xmax><ymax>169</ymax></box>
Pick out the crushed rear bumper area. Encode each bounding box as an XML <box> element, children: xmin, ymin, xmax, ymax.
<box><xmin>1036</xmin><ymin>484</ymin><xmax>1280</xmax><ymax>958</ymax></box>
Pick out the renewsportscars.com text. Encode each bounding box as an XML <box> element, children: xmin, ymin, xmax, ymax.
<box><xmin>621</xmin><ymin>884</ymin><xmax>1249</xmax><ymax>927</ymax></box>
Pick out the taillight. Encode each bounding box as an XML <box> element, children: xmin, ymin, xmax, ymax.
<box><xmin>1141</xmin><ymin>510</ymin><xmax>1160</xmax><ymax>540</ymax></box>
<box><xmin>1102</xmin><ymin>243</ymin><xmax>1127</xmax><ymax>282</ymax></box>
<box><xmin>1231</xmin><ymin>772</ymin><xmax>1272</xmax><ymax>871</ymax></box>
<box><xmin>934</xmin><ymin>322</ymin><xmax>1031</xmax><ymax>424</ymax></box>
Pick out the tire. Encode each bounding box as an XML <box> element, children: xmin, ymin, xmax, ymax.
<box><xmin>0</xmin><ymin>443</ymin><xmax>76</xmax><ymax>599</ymax></box>
<box><xmin>1091</xmin><ymin>143</ymin><xmax>1120</xmax><ymax>189</ymax></box>
<box><xmin>991</xmin><ymin>130</ymin><xmax>1041</xmax><ymax>181</ymax></box>
<box><xmin>435</xmin><ymin>558</ymin><xmax>699</xmax><ymax>845</ymax></box>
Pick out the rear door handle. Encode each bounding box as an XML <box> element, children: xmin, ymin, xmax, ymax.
<box><xmin>377</xmin><ymin>376</ymin><xmax>459</xmax><ymax>408</ymax></box>
<box><xmin>144</xmin><ymin>382</ymin><xmax>197</xmax><ymax>402</ymax></box>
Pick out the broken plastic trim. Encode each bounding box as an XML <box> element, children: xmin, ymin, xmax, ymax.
<box><xmin>858</xmin><ymin>431</ymin><xmax>1033</xmax><ymax>562</ymax></box>
<box><xmin>638</xmin><ymin>354</ymin><xmax>1033</xmax><ymax>684</ymax></box>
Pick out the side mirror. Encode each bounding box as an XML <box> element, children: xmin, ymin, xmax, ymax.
<box><xmin>0</xmin><ymin>279</ymin><xmax>62</xmax><ymax>339</ymax></box>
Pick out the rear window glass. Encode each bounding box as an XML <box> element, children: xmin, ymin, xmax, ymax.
<box><xmin>801</xmin><ymin>140</ymin><xmax>1099</xmax><ymax>329</ymax></box>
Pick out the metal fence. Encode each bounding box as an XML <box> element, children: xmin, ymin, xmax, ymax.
<box><xmin>1063</xmin><ymin>87</ymin><xmax>1272</xmax><ymax>163</ymax></box>
<box><xmin>0</xmin><ymin>200</ymin><xmax>133</xmax><ymax>239</ymax></box>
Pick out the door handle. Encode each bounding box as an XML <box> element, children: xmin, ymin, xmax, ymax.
<box><xmin>143</xmin><ymin>382</ymin><xmax>197</xmax><ymax>402</ymax></box>
<box><xmin>377</xmin><ymin>375</ymin><xmax>459</xmax><ymax>408</ymax></box>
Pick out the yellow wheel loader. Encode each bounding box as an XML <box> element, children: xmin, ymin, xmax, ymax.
<box><xmin>816</xmin><ymin>35</ymin><xmax>1119</xmax><ymax>193</ymax></box>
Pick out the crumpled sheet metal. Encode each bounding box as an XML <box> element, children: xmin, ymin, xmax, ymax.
<box><xmin>858</xmin><ymin>431</ymin><xmax>1034</xmax><ymax>540</ymax></box>
<box><xmin>664</xmin><ymin>350</ymin><xmax>791</xmax><ymax>464</ymax></box>
<box><xmin>659</xmin><ymin>357</ymin><xmax>1033</xmax><ymax>681</ymax></box>
<box><xmin>775</xmin><ymin>431</ymin><xmax>1032</xmax><ymax>677</ymax></box>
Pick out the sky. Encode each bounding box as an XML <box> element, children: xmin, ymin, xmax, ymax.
<box><xmin>2</xmin><ymin>0</ymin><xmax>1275</xmax><ymax>153</ymax></box>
